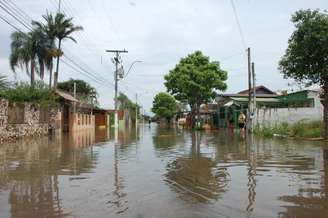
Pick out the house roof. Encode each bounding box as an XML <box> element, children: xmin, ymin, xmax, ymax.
<box><xmin>55</xmin><ymin>90</ymin><xmax>78</xmax><ymax>102</ymax></box>
<box><xmin>230</xmin><ymin>97</ymin><xmax>279</xmax><ymax>102</ymax></box>
<box><xmin>219</xmin><ymin>93</ymin><xmax>278</xmax><ymax>98</ymax></box>
<box><xmin>238</xmin><ymin>85</ymin><xmax>276</xmax><ymax>95</ymax></box>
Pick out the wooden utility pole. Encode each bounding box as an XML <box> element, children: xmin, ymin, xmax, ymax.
<box><xmin>106</xmin><ymin>49</ymin><xmax>128</xmax><ymax>129</ymax></box>
<box><xmin>252</xmin><ymin>62</ymin><xmax>256</xmax><ymax>117</ymax></box>
<box><xmin>73</xmin><ymin>82</ymin><xmax>76</xmax><ymax>113</ymax></box>
<box><xmin>247</xmin><ymin>47</ymin><xmax>252</xmax><ymax>131</ymax></box>
<box><xmin>135</xmin><ymin>93</ymin><xmax>138</xmax><ymax>127</ymax></box>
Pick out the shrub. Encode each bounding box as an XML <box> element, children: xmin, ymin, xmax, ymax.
<box><xmin>0</xmin><ymin>81</ymin><xmax>57</xmax><ymax>106</ymax></box>
<box><xmin>255</xmin><ymin>120</ymin><xmax>322</xmax><ymax>139</ymax></box>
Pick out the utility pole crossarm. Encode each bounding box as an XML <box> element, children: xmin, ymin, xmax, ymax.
<box><xmin>106</xmin><ymin>49</ymin><xmax>128</xmax><ymax>53</ymax></box>
<box><xmin>106</xmin><ymin>49</ymin><xmax>129</xmax><ymax>129</ymax></box>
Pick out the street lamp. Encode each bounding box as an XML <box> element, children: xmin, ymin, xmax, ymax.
<box><xmin>123</xmin><ymin>60</ymin><xmax>143</xmax><ymax>79</ymax></box>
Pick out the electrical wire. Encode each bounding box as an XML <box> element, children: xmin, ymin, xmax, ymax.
<box><xmin>230</xmin><ymin>0</ymin><xmax>247</xmax><ymax>50</ymax></box>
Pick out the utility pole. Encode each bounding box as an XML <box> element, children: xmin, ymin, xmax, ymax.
<box><xmin>247</xmin><ymin>47</ymin><xmax>252</xmax><ymax>132</ymax></box>
<box><xmin>252</xmin><ymin>62</ymin><xmax>256</xmax><ymax>127</ymax></box>
<box><xmin>106</xmin><ymin>49</ymin><xmax>128</xmax><ymax>129</ymax></box>
<box><xmin>73</xmin><ymin>82</ymin><xmax>76</xmax><ymax>113</ymax></box>
<box><xmin>57</xmin><ymin>0</ymin><xmax>62</xmax><ymax>12</ymax></box>
<box><xmin>135</xmin><ymin>93</ymin><xmax>138</xmax><ymax>127</ymax></box>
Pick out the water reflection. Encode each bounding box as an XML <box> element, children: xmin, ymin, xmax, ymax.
<box><xmin>278</xmin><ymin>149</ymin><xmax>328</xmax><ymax>217</ymax></box>
<box><xmin>162</xmin><ymin>131</ymin><xmax>229</xmax><ymax>203</ymax></box>
<box><xmin>0</xmin><ymin>125</ymin><xmax>328</xmax><ymax>217</ymax></box>
<box><xmin>0</xmin><ymin>129</ymin><xmax>101</xmax><ymax>217</ymax></box>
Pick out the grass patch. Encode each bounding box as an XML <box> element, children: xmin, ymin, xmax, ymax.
<box><xmin>254</xmin><ymin>120</ymin><xmax>322</xmax><ymax>139</ymax></box>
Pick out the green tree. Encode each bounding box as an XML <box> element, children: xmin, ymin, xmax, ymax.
<box><xmin>10</xmin><ymin>29</ymin><xmax>50</xmax><ymax>86</ymax></box>
<box><xmin>278</xmin><ymin>9</ymin><xmax>328</xmax><ymax>138</ymax></box>
<box><xmin>152</xmin><ymin>92</ymin><xmax>177</xmax><ymax>124</ymax></box>
<box><xmin>51</xmin><ymin>13</ymin><xmax>83</xmax><ymax>89</ymax></box>
<box><xmin>32</xmin><ymin>13</ymin><xmax>58</xmax><ymax>88</ymax></box>
<box><xmin>117</xmin><ymin>92</ymin><xmax>139</xmax><ymax>122</ymax></box>
<box><xmin>164</xmin><ymin>51</ymin><xmax>227</xmax><ymax>127</ymax></box>
<box><xmin>57</xmin><ymin>78</ymin><xmax>97</xmax><ymax>104</ymax></box>
<box><xmin>0</xmin><ymin>74</ymin><xmax>9</xmax><ymax>90</ymax></box>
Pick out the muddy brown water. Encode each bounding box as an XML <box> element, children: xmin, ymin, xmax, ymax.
<box><xmin>0</xmin><ymin>125</ymin><xmax>328</xmax><ymax>218</ymax></box>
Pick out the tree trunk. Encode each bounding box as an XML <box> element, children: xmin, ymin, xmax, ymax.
<box><xmin>196</xmin><ymin>103</ymin><xmax>201</xmax><ymax>129</ymax></box>
<box><xmin>54</xmin><ymin>40</ymin><xmax>62</xmax><ymax>90</ymax></box>
<box><xmin>49</xmin><ymin>63</ymin><xmax>53</xmax><ymax>88</ymax></box>
<box><xmin>30</xmin><ymin>60</ymin><xmax>35</xmax><ymax>86</ymax></box>
<box><xmin>323</xmin><ymin>82</ymin><xmax>328</xmax><ymax>139</ymax></box>
<box><xmin>190</xmin><ymin>104</ymin><xmax>196</xmax><ymax>129</ymax></box>
<box><xmin>39</xmin><ymin>62</ymin><xmax>45</xmax><ymax>80</ymax></box>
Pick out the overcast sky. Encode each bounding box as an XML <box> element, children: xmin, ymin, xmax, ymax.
<box><xmin>0</xmin><ymin>0</ymin><xmax>327</xmax><ymax>114</ymax></box>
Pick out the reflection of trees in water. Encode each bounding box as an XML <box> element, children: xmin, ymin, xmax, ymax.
<box><xmin>0</xmin><ymin>132</ymin><xmax>100</xmax><ymax>217</ymax></box>
<box><xmin>152</xmin><ymin>128</ymin><xmax>186</xmax><ymax>155</ymax></box>
<box><xmin>277</xmin><ymin>149</ymin><xmax>328</xmax><ymax>218</ymax></box>
<box><xmin>164</xmin><ymin>132</ymin><xmax>229</xmax><ymax>203</ymax></box>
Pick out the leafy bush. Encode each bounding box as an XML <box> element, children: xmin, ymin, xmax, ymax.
<box><xmin>0</xmin><ymin>81</ymin><xmax>57</xmax><ymax>105</ymax></box>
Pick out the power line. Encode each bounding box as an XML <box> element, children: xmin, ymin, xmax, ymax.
<box><xmin>4</xmin><ymin>0</ymin><xmax>113</xmax><ymax>88</ymax></box>
<box><xmin>0</xmin><ymin>1</ymin><xmax>114</xmax><ymax>90</ymax></box>
<box><xmin>230</xmin><ymin>0</ymin><xmax>247</xmax><ymax>50</ymax></box>
<box><xmin>0</xmin><ymin>14</ymin><xmax>21</xmax><ymax>31</ymax></box>
<box><xmin>0</xmin><ymin>1</ymin><xmax>33</xmax><ymax>31</ymax></box>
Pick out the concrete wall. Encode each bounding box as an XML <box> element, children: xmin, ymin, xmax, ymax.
<box><xmin>0</xmin><ymin>99</ymin><xmax>58</xmax><ymax>142</ymax></box>
<box><xmin>69</xmin><ymin>113</ymin><xmax>95</xmax><ymax>132</ymax></box>
<box><xmin>255</xmin><ymin>91</ymin><xmax>323</xmax><ymax>126</ymax></box>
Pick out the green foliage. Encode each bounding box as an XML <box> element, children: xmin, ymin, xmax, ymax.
<box><xmin>164</xmin><ymin>51</ymin><xmax>227</xmax><ymax>126</ymax></box>
<box><xmin>279</xmin><ymin>9</ymin><xmax>328</xmax><ymax>86</ymax></box>
<box><xmin>10</xmin><ymin>29</ymin><xmax>52</xmax><ymax>84</ymax></box>
<box><xmin>165</xmin><ymin>51</ymin><xmax>227</xmax><ymax>105</ymax></box>
<box><xmin>152</xmin><ymin>92</ymin><xmax>177</xmax><ymax>123</ymax></box>
<box><xmin>57</xmin><ymin>78</ymin><xmax>98</xmax><ymax>104</ymax></box>
<box><xmin>279</xmin><ymin>9</ymin><xmax>328</xmax><ymax>138</ymax></box>
<box><xmin>117</xmin><ymin>92</ymin><xmax>139</xmax><ymax>121</ymax></box>
<box><xmin>254</xmin><ymin>121</ymin><xmax>322</xmax><ymax>139</ymax></box>
<box><xmin>50</xmin><ymin>12</ymin><xmax>83</xmax><ymax>87</ymax></box>
<box><xmin>0</xmin><ymin>75</ymin><xmax>9</xmax><ymax>90</ymax></box>
<box><xmin>0</xmin><ymin>81</ymin><xmax>57</xmax><ymax>105</ymax></box>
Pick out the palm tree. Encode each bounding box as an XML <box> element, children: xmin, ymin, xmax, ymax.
<box><xmin>0</xmin><ymin>74</ymin><xmax>9</xmax><ymax>90</ymax></box>
<box><xmin>10</xmin><ymin>30</ymin><xmax>50</xmax><ymax>86</ymax></box>
<box><xmin>52</xmin><ymin>13</ymin><xmax>83</xmax><ymax>89</ymax></box>
<box><xmin>32</xmin><ymin>13</ymin><xmax>57</xmax><ymax>88</ymax></box>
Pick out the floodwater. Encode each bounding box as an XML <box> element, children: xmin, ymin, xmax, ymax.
<box><xmin>0</xmin><ymin>125</ymin><xmax>328</xmax><ymax>218</ymax></box>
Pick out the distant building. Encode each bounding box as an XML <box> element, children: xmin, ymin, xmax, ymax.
<box><xmin>215</xmin><ymin>85</ymin><xmax>323</xmax><ymax>128</ymax></box>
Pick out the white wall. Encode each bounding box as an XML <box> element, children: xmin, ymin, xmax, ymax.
<box><xmin>255</xmin><ymin>91</ymin><xmax>323</xmax><ymax>126</ymax></box>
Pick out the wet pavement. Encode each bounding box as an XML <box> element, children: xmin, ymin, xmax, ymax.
<box><xmin>0</xmin><ymin>125</ymin><xmax>328</xmax><ymax>218</ymax></box>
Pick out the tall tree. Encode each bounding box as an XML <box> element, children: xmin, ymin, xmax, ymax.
<box><xmin>52</xmin><ymin>13</ymin><xmax>83</xmax><ymax>89</ymax></box>
<box><xmin>152</xmin><ymin>92</ymin><xmax>177</xmax><ymax>124</ymax></box>
<box><xmin>0</xmin><ymin>74</ymin><xmax>9</xmax><ymax>90</ymax></box>
<box><xmin>117</xmin><ymin>92</ymin><xmax>139</xmax><ymax>122</ymax></box>
<box><xmin>279</xmin><ymin>9</ymin><xmax>328</xmax><ymax>138</ymax></box>
<box><xmin>10</xmin><ymin>29</ymin><xmax>50</xmax><ymax>86</ymax></box>
<box><xmin>32</xmin><ymin>13</ymin><xmax>58</xmax><ymax>88</ymax></box>
<box><xmin>164</xmin><ymin>51</ymin><xmax>227</xmax><ymax>128</ymax></box>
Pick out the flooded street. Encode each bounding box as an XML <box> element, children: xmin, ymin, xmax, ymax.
<box><xmin>0</xmin><ymin>125</ymin><xmax>328</xmax><ymax>218</ymax></box>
